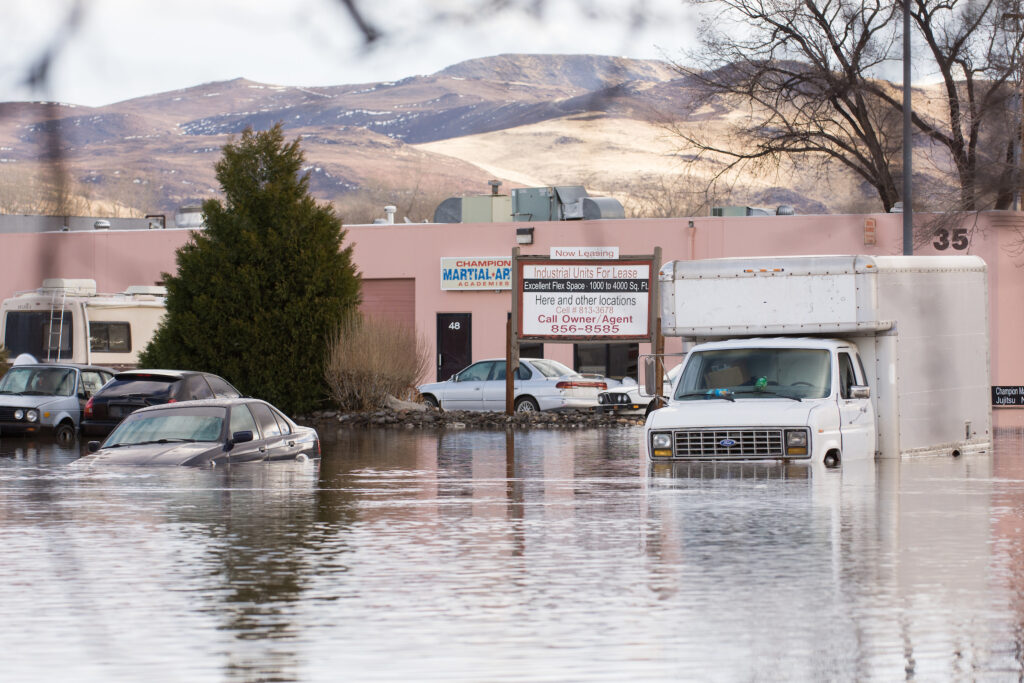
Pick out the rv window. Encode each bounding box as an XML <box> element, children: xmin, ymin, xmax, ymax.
<box><xmin>3</xmin><ymin>311</ymin><xmax>73</xmax><ymax>360</ymax></box>
<box><xmin>90</xmin><ymin>322</ymin><xmax>132</xmax><ymax>353</ymax></box>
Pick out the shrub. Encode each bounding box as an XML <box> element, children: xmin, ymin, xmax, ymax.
<box><xmin>0</xmin><ymin>346</ymin><xmax>8</xmax><ymax>374</ymax></box>
<box><xmin>325</xmin><ymin>313</ymin><xmax>430</xmax><ymax>412</ymax></box>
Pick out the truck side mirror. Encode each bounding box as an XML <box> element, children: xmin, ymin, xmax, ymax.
<box><xmin>641</xmin><ymin>357</ymin><xmax>658</xmax><ymax>397</ymax></box>
<box><xmin>851</xmin><ymin>385</ymin><xmax>870</xmax><ymax>399</ymax></box>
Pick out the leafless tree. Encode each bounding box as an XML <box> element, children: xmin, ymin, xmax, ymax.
<box><xmin>674</xmin><ymin>0</ymin><xmax>1021</xmax><ymax>214</ymax></box>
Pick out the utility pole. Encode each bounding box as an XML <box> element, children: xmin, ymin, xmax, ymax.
<box><xmin>903</xmin><ymin>0</ymin><xmax>913</xmax><ymax>255</ymax></box>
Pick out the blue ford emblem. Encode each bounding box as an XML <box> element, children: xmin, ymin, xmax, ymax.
<box><xmin>719</xmin><ymin>438</ymin><xmax>737</xmax><ymax>447</ymax></box>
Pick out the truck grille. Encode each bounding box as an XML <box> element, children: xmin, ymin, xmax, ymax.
<box><xmin>672</xmin><ymin>429</ymin><xmax>786</xmax><ymax>459</ymax></box>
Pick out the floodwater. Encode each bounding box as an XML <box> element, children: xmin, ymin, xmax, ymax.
<box><xmin>2</xmin><ymin>427</ymin><xmax>1024</xmax><ymax>682</ymax></box>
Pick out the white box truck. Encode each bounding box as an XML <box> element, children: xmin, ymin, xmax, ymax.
<box><xmin>643</xmin><ymin>255</ymin><xmax>991</xmax><ymax>466</ymax></box>
<box><xmin>1</xmin><ymin>279</ymin><xmax>166</xmax><ymax>368</ymax></box>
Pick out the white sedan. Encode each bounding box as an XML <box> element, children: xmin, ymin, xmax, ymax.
<box><xmin>417</xmin><ymin>358</ymin><xmax>608</xmax><ymax>412</ymax></box>
<box><xmin>597</xmin><ymin>363</ymin><xmax>683</xmax><ymax>417</ymax></box>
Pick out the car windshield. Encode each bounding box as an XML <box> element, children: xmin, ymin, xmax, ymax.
<box><xmin>529</xmin><ymin>359</ymin><xmax>577</xmax><ymax>378</ymax></box>
<box><xmin>104</xmin><ymin>407</ymin><xmax>225</xmax><ymax>446</ymax></box>
<box><xmin>0</xmin><ymin>367</ymin><xmax>75</xmax><ymax>396</ymax></box>
<box><xmin>675</xmin><ymin>347</ymin><xmax>832</xmax><ymax>400</ymax></box>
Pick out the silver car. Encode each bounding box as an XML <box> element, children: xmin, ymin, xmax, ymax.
<box><xmin>0</xmin><ymin>362</ymin><xmax>115</xmax><ymax>442</ymax></box>
<box><xmin>417</xmin><ymin>358</ymin><xmax>608</xmax><ymax>412</ymax></box>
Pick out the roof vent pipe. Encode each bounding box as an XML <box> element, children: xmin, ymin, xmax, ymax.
<box><xmin>384</xmin><ymin>205</ymin><xmax>396</xmax><ymax>225</ymax></box>
<box><xmin>488</xmin><ymin>179</ymin><xmax>502</xmax><ymax>196</ymax></box>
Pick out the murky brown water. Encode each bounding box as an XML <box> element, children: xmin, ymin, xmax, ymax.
<box><xmin>2</xmin><ymin>426</ymin><xmax>1024</xmax><ymax>681</ymax></box>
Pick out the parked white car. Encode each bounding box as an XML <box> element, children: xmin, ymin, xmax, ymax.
<box><xmin>597</xmin><ymin>363</ymin><xmax>683</xmax><ymax>417</ymax></box>
<box><xmin>417</xmin><ymin>358</ymin><xmax>608</xmax><ymax>412</ymax></box>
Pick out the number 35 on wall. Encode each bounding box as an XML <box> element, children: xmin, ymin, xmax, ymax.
<box><xmin>933</xmin><ymin>228</ymin><xmax>969</xmax><ymax>251</ymax></box>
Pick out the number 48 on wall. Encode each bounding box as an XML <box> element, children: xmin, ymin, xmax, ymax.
<box><xmin>933</xmin><ymin>228</ymin><xmax>969</xmax><ymax>251</ymax></box>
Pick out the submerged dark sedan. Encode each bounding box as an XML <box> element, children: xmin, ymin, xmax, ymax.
<box><xmin>74</xmin><ymin>398</ymin><xmax>319</xmax><ymax>467</ymax></box>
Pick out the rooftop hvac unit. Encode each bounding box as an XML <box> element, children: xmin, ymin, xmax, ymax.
<box><xmin>711</xmin><ymin>206</ymin><xmax>771</xmax><ymax>217</ymax></box>
<box><xmin>512</xmin><ymin>185</ymin><xmax>625</xmax><ymax>221</ymax></box>
<box><xmin>511</xmin><ymin>187</ymin><xmax>556</xmax><ymax>221</ymax></box>
<box><xmin>433</xmin><ymin>197</ymin><xmax>462</xmax><ymax>223</ymax></box>
<box><xmin>582</xmin><ymin>197</ymin><xmax>625</xmax><ymax>220</ymax></box>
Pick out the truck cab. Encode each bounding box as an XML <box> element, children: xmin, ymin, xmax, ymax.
<box><xmin>645</xmin><ymin>337</ymin><xmax>874</xmax><ymax>467</ymax></box>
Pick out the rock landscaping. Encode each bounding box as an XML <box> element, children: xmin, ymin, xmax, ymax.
<box><xmin>300</xmin><ymin>407</ymin><xmax>644</xmax><ymax>431</ymax></box>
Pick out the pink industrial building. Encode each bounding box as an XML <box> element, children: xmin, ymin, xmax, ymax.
<box><xmin>1</xmin><ymin>210</ymin><xmax>1021</xmax><ymax>426</ymax></box>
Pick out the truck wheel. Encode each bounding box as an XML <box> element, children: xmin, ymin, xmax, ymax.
<box><xmin>55</xmin><ymin>421</ymin><xmax>76</xmax><ymax>445</ymax></box>
<box><xmin>514</xmin><ymin>396</ymin><xmax>540</xmax><ymax>413</ymax></box>
<box><xmin>422</xmin><ymin>394</ymin><xmax>439</xmax><ymax>409</ymax></box>
<box><xmin>823</xmin><ymin>450</ymin><xmax>841</xmax><ymax>469</ymax></box>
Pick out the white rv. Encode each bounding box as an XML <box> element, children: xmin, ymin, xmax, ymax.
<box><xmin>643</xmin><ymin>255</ymin><xmax>991</xmax><ymax>467</ymax></box>
<box><xmin>0</xmin><ymin>279</ymin><xmax>166</xmax><ymax>368</ymax></box>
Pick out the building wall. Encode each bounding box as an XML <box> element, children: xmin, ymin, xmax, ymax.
<box><xmin>1</xmin><ymin>212</ymin><xmax>1021</xmax><ymax>426</ymax></box>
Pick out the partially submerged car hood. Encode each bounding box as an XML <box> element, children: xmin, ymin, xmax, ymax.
<box><xmin>76</xmin><ymin>441</ymin><xmax>219</xmax><ymax>467</ymax></box>
<box><xmin>647</xmin><ymin>399</ymin><xmax>817</xmax><ymax>430</ymax></box>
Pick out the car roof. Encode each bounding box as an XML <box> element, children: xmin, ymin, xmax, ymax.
<box><xmin>113</xmin><ymin>369</ymin><xmax>202</xmax><ymax>380</ymax></box>
<box><xmin>129</xmin><ymin>397</ymin><xmax>266</xmax><ymax>414</ymax></box>
<box><xmin>7</xmin><ymin>363</ymin><xmax>115</xmax><ymax>373</ymax></box>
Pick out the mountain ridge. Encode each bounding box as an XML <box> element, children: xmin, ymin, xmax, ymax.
<box><xmin>0</xmin><ymin>53</ymin><xmax>883</xmax><ymax>220</ymax></box>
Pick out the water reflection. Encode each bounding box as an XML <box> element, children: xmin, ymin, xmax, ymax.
<box><xmin>0</xmin><ymin>428</ymin><xmax>1022</xmax><ymax>680</ymax></box>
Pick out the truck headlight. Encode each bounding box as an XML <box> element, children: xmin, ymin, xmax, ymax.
<box><xmin>651</xmin><ymin>432</ymin><xmax>673</xmax><ymax>457</ymax></box>
<box><xmin>26</xmin><ymin>410</ymin><xmax>39</xmax><ymax>423</ymax></box>
<box><xmin>785</xmin><ymin>429</ymin><xmax>808</xmax><ymax>455</ymax></box>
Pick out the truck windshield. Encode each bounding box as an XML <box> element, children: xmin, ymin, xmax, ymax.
<box><xmin>675</xmin><ymin>348</ymin><xmax>832</xmax><ymax>400</ymax></box>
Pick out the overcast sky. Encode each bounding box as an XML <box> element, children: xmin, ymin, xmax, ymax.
<box><xmin>2</xmin><ymin>0</ymin><xmax>699</xmax><ymax>107</ymax></box>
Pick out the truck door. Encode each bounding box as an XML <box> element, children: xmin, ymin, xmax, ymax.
<box><xmin>838</xmin><ymin>351</ymin><xmax>875</xmax><ymax>458</ymax></box>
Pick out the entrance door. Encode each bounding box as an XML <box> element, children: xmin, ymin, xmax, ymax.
<box><xmin>437</xmin><ymin>313</ymin><xmax>471</xmax><ymax>381</ymax></box>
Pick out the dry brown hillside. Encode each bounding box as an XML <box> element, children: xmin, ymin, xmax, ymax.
<box><xmin>0</xmin><ymin>54</ymin><xmax>937</xmax><ymax>222</ymax></box>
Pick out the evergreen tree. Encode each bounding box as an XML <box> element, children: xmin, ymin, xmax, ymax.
<box><xmin>139</xmin><ymin>123</ymin><xmax>360</xmax><ymax>414</ymax></box>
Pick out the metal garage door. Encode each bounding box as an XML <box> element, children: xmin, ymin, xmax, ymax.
<box><xmin>359</xmin><ymin>278</ymin><xmax>415</xmax><ymax>328</ymax></box>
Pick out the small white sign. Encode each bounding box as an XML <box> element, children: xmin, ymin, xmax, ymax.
<box><xmin>550</xmin><ymin>246</ymin><xmax>619</xmax><ymax>260</ymax></box>
<box><xmin>440</xmin><ymin>257</ymin><xmax>512</xmax><ymax>290</ymax></box>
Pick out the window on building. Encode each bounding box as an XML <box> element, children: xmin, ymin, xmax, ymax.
<box><xmin>573</xmin><ymin>342</ymin><xmax>639</xmax><ymax>381</ymax></box>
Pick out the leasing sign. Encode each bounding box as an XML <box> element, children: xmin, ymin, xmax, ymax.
<box><xmin>518</xmin><ymin>259</ymin><xmax>652</xmax><ymax>340</ymax></box>
<box><xmin>440</xmin><ymin>257</ymin><xmax>512</xmax><ymax>290</ymax></box>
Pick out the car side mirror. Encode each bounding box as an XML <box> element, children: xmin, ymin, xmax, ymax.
<box><xmin>851</xmin><ymin>385</ymin><xmax>870</xmax><ymax>399</ymax></box>
<box><xmin>87</xmin><ymin>441</ymin><xmax>101</xmax><ymax>453</ymax></box>
<box><xmin>224</xmin><ymin>430</ymin><xmax>253</xmax><ymax>452</ymax></box>
<box><xmin>232</xmin><ymin>430</ymin><xmax>254</xmax><ymax>444</ymax></box>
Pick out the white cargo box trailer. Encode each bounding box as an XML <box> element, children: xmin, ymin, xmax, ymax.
<box><xmin>647</xmin><ymin>255</ymin><xmax>990</xmax><ymax>462</ymax></box>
